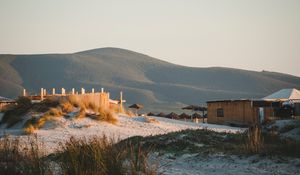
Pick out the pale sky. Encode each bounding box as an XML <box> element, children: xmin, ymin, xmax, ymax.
<box><xmin>1</xmin><ymin>0</ymin><xmax>300</xmax><ymax>76</ymax></box>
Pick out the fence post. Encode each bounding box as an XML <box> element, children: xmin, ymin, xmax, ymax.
<box><xmin>92</xmin><ymin>88</ymin><xmax>95</xmax><ymax>93</ymax></box>
<box><xmin>52</xmin><ymin>88</ymin><xmax>55</xmax><ymax>95</ymax></box>
<box><xmin>23</xmin><ymin>89</ymin><xmax>26</xmax><ymax>96</ymax></box>
<box><xmin>40</xmin><ymin>88</ymin><xmax>44</xmax><ymax>101</ymax></box>
<box><xmin>120</xmin><ymin>91</ymin><xmax>123</xmax><ymax>113</ymax></box>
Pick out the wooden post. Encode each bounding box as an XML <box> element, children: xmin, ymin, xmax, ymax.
<box><xmin>61</xmin><ymin>88</ymin><xmax>65</xmax><ymax>95</ymax></box>
<box><xmin>52</xmin><ymin>88</ymin><xmax>55</xmax><ymax>95</ymax></box>
<box><xmin>23</xmin><ymin>89</ymin><xmax>26</xmax><ymax>96</ymax></box>
<box><xmin>72</xmin><ymin>88</ymin><xmax>75</xmax><ymax>95</ymax></box>
<box><xmin>43</xmin><ymin>89</ymin><xmax>47</xmax><ymax>96</ymax></box>
<box><xmin>92</xmin><ymin>88</ymin><xmax>95</xmax><ymax>93</ymax></box>
<box><xmin>40</xmin><ymin>88</ymin><xmax>44</xmax><ymax>101</ymax></box>
<box><xmin>81</xmin><ymin>88</ymin><xmax>85</xmax><ymax>94</ymax></box>
<box><xmin>101</xmin><ymin>88</ymin><xmax>104</xmax><ymax>93</ymax></box>
<box><xmin>119</xmin><ymin>91</ymin><xmax>123</xmax><ymax>113</ymax></box>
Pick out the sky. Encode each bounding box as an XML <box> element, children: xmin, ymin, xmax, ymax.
<box><xmin>0</xmin><ymin>0</ymin><xmax>300</xmax><ymax>76</ymax></box>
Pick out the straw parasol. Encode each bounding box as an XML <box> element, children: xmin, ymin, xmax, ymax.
<box><xmin>156</xmin><ymin>112</ymin><xmax>166</xmax><ymax>117</ymax></box>
<box><xmin>192</xmin><ymin>112</ymin><xmax>202</xmax><ymax>119</ymax></box>
<box><xmin>166</xmin><ymin>112</ymin><xmax>179</xmax><ymax>120</ymax></box>
<box><xmin>182</xmin><ymin>105</ymin><xmax>207</xmax><ymax>122</ymax></box>
<box><xmin>178</xmin><ymin>113</ymin><xmax>190</xmax><ymax>120</ymax></box>
<box><xmin>147</xmin><ymin>112</ymin><xmax>156</xmax><ymax>116</ymax></box>
<box><xmin>129</xmin><ymin>103</ymin><xmax>143</xmax><ymax>116</ymax></box>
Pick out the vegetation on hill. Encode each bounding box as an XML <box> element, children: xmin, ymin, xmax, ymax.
<box><xmin>1</xmin><ymin>47</ymin><xmax>300</xmax><ymax>112</ymax></box>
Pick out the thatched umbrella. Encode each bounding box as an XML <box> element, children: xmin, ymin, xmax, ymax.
<box><xmin>182</xmin><ymin>105</ymin><xmax>207</xmax><ymax>111</ymax></box>
<box><xmin>129</xmin><ymin>103</ymin><xmax>143</xmax><ymax>116</ymax></box>
<box><xmin>178</xmin><ymin>113</ymin><xmax>190</xmax><ymax>120</ymax></box>
<box><xmin>166</xmin><ymin>112</ymin><xmax>179</xmax><ymax>120</ymax></box>
<box><xmin>147</xmin><ymin>112</ymin><xmax>156</xmax><ymax>116</ymax></box>
<box><xmin>156</xmin><ymin>112</ymin><xmax>166</xmax><ymax>117</ymax></box>
<box><xmin>192</xmin><ymin>112</ymin><xmax>202</xmax><ymax>119</ymax></box>
<box><xmin>182</xmin><ymin>105</ymin><xmax>207</xmax><ymax>123</ymax></box>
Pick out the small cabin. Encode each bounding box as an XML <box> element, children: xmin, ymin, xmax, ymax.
<box><xmin>207</xmin><ymin>88</ymin><xmax>300</xmax><ymax>126</ymax></box>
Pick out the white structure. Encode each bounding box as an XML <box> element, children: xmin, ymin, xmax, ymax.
<box><xmin>264</xmin><ymin>88</ymin><xmax>300</xmax><ymax>101</ymax></box>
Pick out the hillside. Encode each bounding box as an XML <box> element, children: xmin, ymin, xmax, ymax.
<box><xmin>1</xmin><ymin>47</ymin><xmax>300</xmax><ymax>113</ymax></box>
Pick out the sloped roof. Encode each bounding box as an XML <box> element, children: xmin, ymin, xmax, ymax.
<box><xmin>263</xmin><ymin>88</ymin><xmax>300</xmax><ymax>100</ymax></box>
<box><xmin>0</xmin><ymin>96</ymin><xmax>14</xmax><ymax>102</ymax></box>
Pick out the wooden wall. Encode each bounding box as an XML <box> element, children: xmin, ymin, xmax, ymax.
<box><xmin>207</xmin><ymin>101</ymin><xmax>258</xmax><ymax>126</ymax></box>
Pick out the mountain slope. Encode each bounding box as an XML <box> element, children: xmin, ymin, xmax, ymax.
<box><xmin>1</xmin><ymin>47</ymin><xmax>300</xmax><ymax>113</ymax></box>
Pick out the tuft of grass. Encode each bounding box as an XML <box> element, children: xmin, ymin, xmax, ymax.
<box><xmin>125</xmin><ymin>109</ymin><xmax>135</xmax><ymax>117</ymax></box>
<box><xmin>67</xmin><ymin>95</ymin><xmax>81</xmax><ymax>108</ymax></box>
<box><xmin>145</xmin><ymin>117</ymin><xmax>159</xmax><ymax>124</ymax></box>
<box><xmin>97</xmin><ymin>107</ymin><xmax>118</xmax><ymax>124</ymax></box>
<box><xmin>24</xmin><ymin>124</ymin><xmax>36</xmax><ymax>134</ymax></box>
<box><xmin>60</xmin><ymin>101</ymin><xmax>74</xmax><ymax>114</ymax></box>
<box><xmin>244</xmin><ymin>125</ymin><xmax>264</xmax><ymax>154</ymax></box>
<box><xmin>0</xmin><ymin>135</ymin><xmax>50</xmax><ymax>175</ymax></box>
<box><xmin>0</xmin><ymin>96</ymin><xmax>32</xmax><ymax>128</ymax></box>
<box><xmin>57</xmin><ymin>135</ymin><xmax>157</xmax><ymax>175</ymax></box>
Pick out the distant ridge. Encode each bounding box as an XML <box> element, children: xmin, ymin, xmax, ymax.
<box><xmin>1</xmin><ymin>47</ymin><xmax>300</xmax><ymax>113</ymax></box>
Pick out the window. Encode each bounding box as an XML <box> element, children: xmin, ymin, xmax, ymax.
<box><xmin>217</xmin><ymin>108</ymin><xmax>224</xmax><ymax>117</ymax></box>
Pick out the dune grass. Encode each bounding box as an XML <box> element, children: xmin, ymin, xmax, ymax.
<box><xmin>0</xmin><ymin>134</ymin><xmax>158</xmax><ymax>175</ymax></box>
<box><xmin>124</xmin><ymin>127</ymin><xmax>300</xmax><ymax>158</ymax></box>
<box><xmin>0</xmin><ymin>134</ymin><xmax>50</xmax><ymax>175</ymax></box>
<box><xmin>57</xmin><ymin>135</ymin><xmax>157</xmax><ymax>175</ymax></box>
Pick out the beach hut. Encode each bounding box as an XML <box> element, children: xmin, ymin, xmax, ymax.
<box><xmin>207</xmin><ymin>88</ymin><xmax>300</xmax><ymax>126</ymax></box>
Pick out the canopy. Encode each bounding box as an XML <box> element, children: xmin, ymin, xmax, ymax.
<box><xmin>263</xmin><ymin>88</ymin><xmax>300</xmax><ymax>101</ymax></box>
<box><xmin>182</xmin><ymin>105</ymin><xmax>207</xmax><ymax>111</ymax></box>
<box><xmin>128</xmin><ymin>103</ymin><xmax>143</xmax><ymax>109</ymax></box>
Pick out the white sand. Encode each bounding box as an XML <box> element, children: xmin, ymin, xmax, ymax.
<box><xmin>0</xmin><ymin>114</ymin><xmax>244</xmax><ymax>153</ymax></box>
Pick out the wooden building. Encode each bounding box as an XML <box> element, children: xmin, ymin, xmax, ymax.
<box><xmin>207</xmin><ymin>100</ymin><xmax>269</xmax><ymax>126</ymax></box>
<box><xmin>207</xmin><ymin>88</ymin><xmax>300</xmax><ymax>126</ymax></box>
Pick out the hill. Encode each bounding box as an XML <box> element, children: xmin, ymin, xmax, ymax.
<box><xmin>1</xmin><ymin>47</ymin><xmax>300</xmax><ymax>113</ymax></box>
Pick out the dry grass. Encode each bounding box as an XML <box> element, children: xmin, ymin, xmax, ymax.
<box><xmin>125</xmin><ymin>109</ymin><xmax>135</xmax><ymax>117</ymax></box>
<box><xmin>244</xmin><ymin>125</ymin><xmax>264</xmax><ymax>154</ymax></box>
<box><xmin>23</xmin><ymin>108</ymin><xmax>63</xmax><ymax>134</ymax></box>
<box><xmin>57</xmin><ymin>135</ymin><xmax>157</xmax><ymax>175</ymax></box>
<box><xmin>24</xmin><ymin>124</ymin><xmax>36</xmax><ymax>134</ymax></box>
<box><xmin>87</xmin><ymin>107</ymin><xmax>118</xmax><ymax>124</ymax></box>
<box><xmin>59</xmin><ymin>101</ymin><xmax>74</xmax><ymax>113</ymax></box>
<box><xmin>67</xmin><ymin>95</ymin><xmax>81</xmax><ymax>108</ymax></box>
<box><xmin>0</xmin><ymin>96</ymin><xmax>32</xmax><ymax>127</ymax></box>
<box><xmin>145</xmin><ymin>117</ymin><xmax>159</xmax><ymax>124</ymax></box>
<box><xmin>0</xmin><ymin>135</ymin><xmax>50</xmax><ymax>175</ymax></box>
